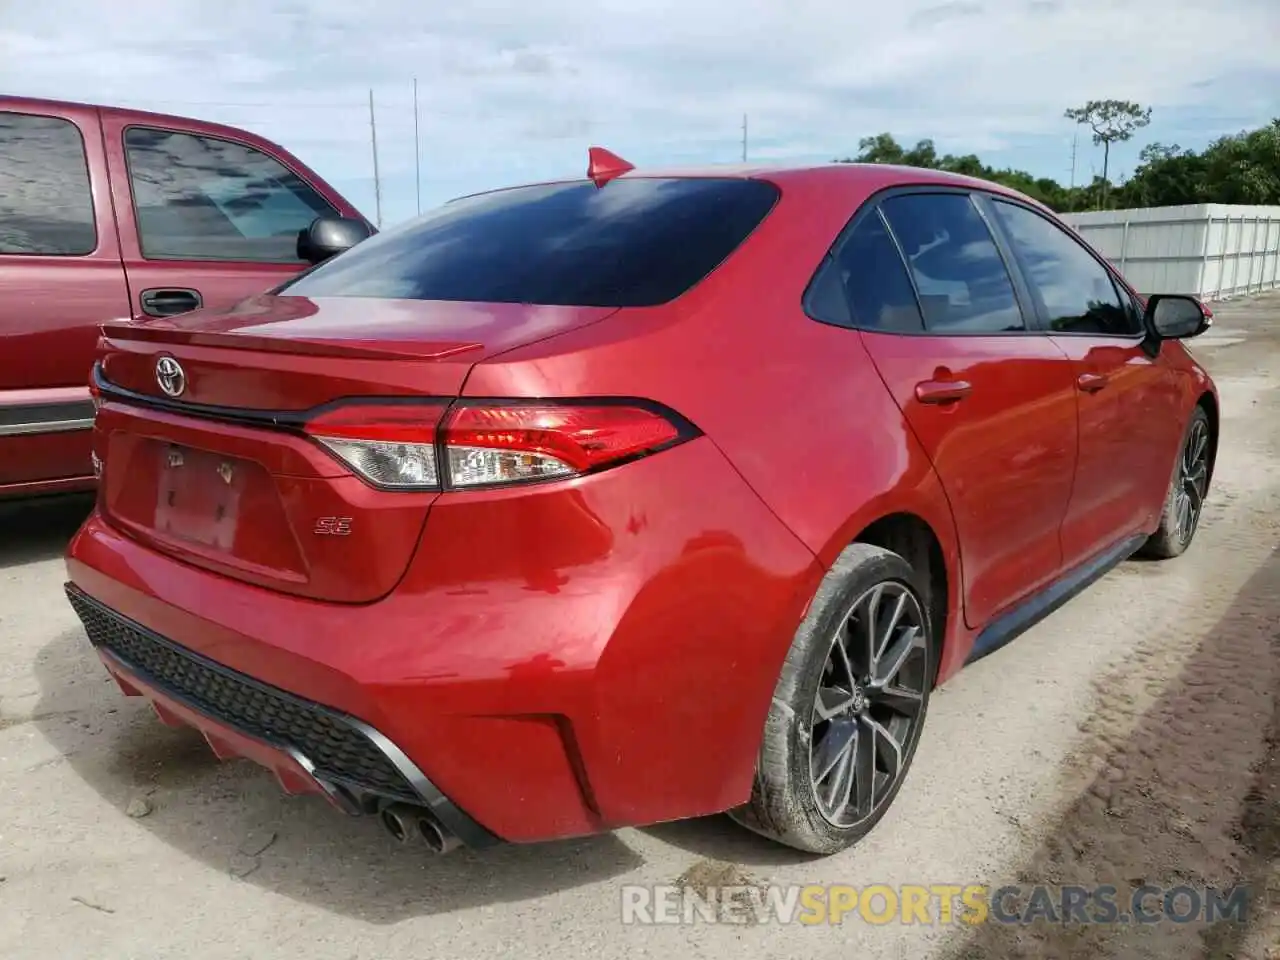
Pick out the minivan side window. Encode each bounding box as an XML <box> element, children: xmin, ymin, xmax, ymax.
<box><xmin>879</xmin><ymin>193</ymin><xmax>1026</xmax><ymax>334</ymax></box>
<box><xmin>990</xmin><ymin>199</ymin><xmax>1138</xmax><ymax>336</ymax></box>
<box><xmin>807</xmin><ymin>210</ymin><xmax>925</xmax><ymax>333</ymax></box>
<box><xmin>0</xmin><ymin>112</ymin><xmax>96</xmax><ymax>256</ymax></box>
<box><xmin>124</xmin><ymin>127</ymin><xmax>338</xmax><ymax>263</ymax></box>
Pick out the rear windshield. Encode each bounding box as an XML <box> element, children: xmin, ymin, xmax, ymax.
<box><xmin>280</xmin><ymin>177</ymin><xmax>779</xmax><ymax>307</ymax></box>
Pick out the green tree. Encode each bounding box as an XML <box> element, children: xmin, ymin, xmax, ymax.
<box><xmin>837</xmin><ymin>133</ymin><xmax>942</xmax><ymax>168</ymax></box>
<box><xmin>831</xmin><ymin>117</ymin><xmax>1280</xmax><ymax>213</ymax></box>
<box><xmin>850</xmin><ymin>132</ymin><xmax>906</xmax><ymax>164</ymax></box>
<box><xmin>834</xmin><ymin>133</ymin><xmax>1092</xmax><ymax>211</ymax></box>
<box><xmin>1120</xmin><ymin>143</ymin><xmax>1208</xmax><ymax>207</ymax></box>
<box><xmin>936</xmin><ymin>153</ymin><xmax>986</xmax><ymax>178</ymax></box>
<box><xmin>1199</xmin><ymin>119</ymin><xmax>1280</xmax><ymax>204</ymax></box>
<box><xmin>1119</xmin><ymin>120</ymin><xmax>1280</xmax><ymax>207</ymax></box>
<box><xmin>1064</xmin><ymin>99</ymin><xmax>1153</xmax><ymax>208</ymax></box>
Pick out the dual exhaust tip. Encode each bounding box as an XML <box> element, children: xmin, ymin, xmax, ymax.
<box><xmin>379</xmin><ymin>802</ymin><xmax>462</xmax><ymax>854</ymax></box>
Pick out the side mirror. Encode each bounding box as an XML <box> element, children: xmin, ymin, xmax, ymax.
<box><xmin>1144</xmin><ymin>294</ymin><xmax>1212</xmax><ymax>341</ymax></box>
<box><xmin>297</xmin><ymin>215</ymin><xmax>373</xmax><ymax>265</ymax></box>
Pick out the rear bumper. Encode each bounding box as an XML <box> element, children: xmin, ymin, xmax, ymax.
<box><xmin>66</xmin><ymin>584</ymin><xmax>499</xmax><ymax>849</ymax></box>
<box><xmin>65</xmin><ymin>436</ymin><xmax>822</xmax><ymax>843</ymax></box>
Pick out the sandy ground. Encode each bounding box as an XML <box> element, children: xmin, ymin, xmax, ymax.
<box><xmin>2</xmin><ymin>294</ymin><xmax>1279</xmax><ymax>959</ymax></box>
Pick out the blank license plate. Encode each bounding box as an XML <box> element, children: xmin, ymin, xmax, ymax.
<box><xmin>153</xmin><ymin>444</ymin><xmax>246</xmax><ymax>550</ymax></box>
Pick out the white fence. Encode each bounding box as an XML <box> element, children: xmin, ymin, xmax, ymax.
<box><xmin>1060</xmin><ymin>203</ymin><xmax>1280</xmax><ymax>301</ymax></box>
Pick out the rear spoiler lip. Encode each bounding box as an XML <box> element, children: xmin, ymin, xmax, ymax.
<box><xmin>98</xmin><ymin>320</ymin><xmax>482</xmax><ymax>362</ymax></box>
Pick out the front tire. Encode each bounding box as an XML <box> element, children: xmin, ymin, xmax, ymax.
<box><xmin>729</xmin><ymin>543</ymin><xmax>934</xmax><ymax>854</ymax></box>
<box><xmin>1139</xmin><ymin>406</ymin><xmax>1211</xmax><ymax>560</ymax></box>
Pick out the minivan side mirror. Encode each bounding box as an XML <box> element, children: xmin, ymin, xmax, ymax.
<box><xmin>297</xmin><ymin>215</ymin><xmax>373</xmax><ymax>265</ymax></box>
<box><xmin>1144</xmin><ymin>294</ymin><xmax>1212</xmax><ymax>340</ymax></box>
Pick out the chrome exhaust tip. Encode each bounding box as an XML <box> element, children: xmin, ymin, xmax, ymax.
<box><xmin>379</xmin><ymin>803</ymin><xmax>418</xmax><ymax>844</ymax></box>
<box><xmin>417</xmin><ymin>813</ymin><xmax>462</xmax><ymax>854</ymax></box>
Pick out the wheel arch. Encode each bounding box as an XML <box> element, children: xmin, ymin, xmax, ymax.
<box><xmin>851</xmin><ymin>511</ymin><xmax>952</xmax><ymax>686</ymax></box>
<box><xmin>1196</xmin><ymin>390</ymin><xmax>1219</xmax><ymax>491</ymax></box>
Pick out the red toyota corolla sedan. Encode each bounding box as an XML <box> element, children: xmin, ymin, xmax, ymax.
<box><xmin>64</xmin><ymin>153</ymin><xmax>1217</xmax><ymax>855</ymax></box>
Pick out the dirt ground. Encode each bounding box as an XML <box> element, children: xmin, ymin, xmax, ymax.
<box><xmin>2</xmin><ymin>293</ymin><xmax>1279</xmax><ymax>959</ymax></box>
<box><xmin>944</xmin><ymin>293</ymin><xmax>1280</xmax><ymax>960</ymax></box>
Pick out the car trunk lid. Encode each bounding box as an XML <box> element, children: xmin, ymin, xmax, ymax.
<box><xmin>93</xmin><ymin>294</ymin><xmax>619</xmax><ymax>602</ymax></box>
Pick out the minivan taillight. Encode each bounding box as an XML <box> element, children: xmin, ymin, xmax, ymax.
<box><xmin>302</xmin><ymin>400</ymin><xmax>695</xmax><ymax>491</ymax></box>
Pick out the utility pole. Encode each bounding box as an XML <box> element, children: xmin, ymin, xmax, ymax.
<box><xmin>368</xmin><ymin>88</ymin><xmax>383</xmax><ymax>228</ymax></box>
<box><xmin>741</xmin><ymin>113</ymin><xmax>748</xmax><ymax>162</ymax></box>
<box><xmin>1069</xmin><ymin>128</ymin><xmax>1078</xmax><ymax>189</ymax></box>
<box><xmin>413</xmin><ymin>78</ymin><xmax>421</xmax><ymax>216</ymax></box>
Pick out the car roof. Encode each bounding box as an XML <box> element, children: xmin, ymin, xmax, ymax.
<box><xmin>607</xmin><ymin>160</ymin><xmax>973</xmax><ymax>185</ymax></box>
<box><xmin>452</xmin><ymin>160</ymin><xmax>1038</xmax><ymax>209</ymax></box>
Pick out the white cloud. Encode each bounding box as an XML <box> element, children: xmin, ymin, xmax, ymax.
<box><xmin>3</xmin><ymin>0</ymin><xmax>1277</xmax><ymax>222</ymax></box>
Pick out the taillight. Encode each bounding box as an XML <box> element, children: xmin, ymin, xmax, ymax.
<box><xmin>442</xmin><ymin>403</ymin><xmax>687</xmax><ymax>488</ymax></box>
<box><xmin>303</xmin><ymin>401</ymin><xmax>451</xmax><ymax>490</ymax></box>
<box><xmin>302</xmin><ymin>399</ymin><xmax>695</xmax><ymax>491</ymax></box>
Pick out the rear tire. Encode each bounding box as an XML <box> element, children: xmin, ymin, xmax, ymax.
<box><xmin>1138</xmin><ymin>406</ymin><xmax>1211</xmax><ymax>560</ymax></box>
<box><xmin>729</xmin><ymin>543</ymin><xmax>934</xmax><ymax>854</ymax></box>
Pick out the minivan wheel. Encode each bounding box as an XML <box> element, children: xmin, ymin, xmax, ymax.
<box><xmin>730</xmin><ymin>543</ymin><xmax>934</xmax><ymax>854</ymax></box>
<box><xmin>1138</xmin><ymin>406</ymin><xmax>1211</xmax><ymax>560</ymax></box>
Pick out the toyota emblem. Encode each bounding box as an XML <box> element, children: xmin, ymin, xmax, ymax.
<box><xmin>155</xmin><ymin>356</ymin><xmax>186</xmax><ymax>398</ymax></box>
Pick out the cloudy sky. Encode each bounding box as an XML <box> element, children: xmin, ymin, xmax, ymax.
<box><xmin>3</xmin><ymin>0</ymin><xmax>1278</xmax><ymax>226</ymax></box>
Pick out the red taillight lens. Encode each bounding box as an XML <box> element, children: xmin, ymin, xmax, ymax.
<box><xmin>442</xmin><ymin>403</ymin><xmax>686</xmax><ymax>488</ymax></box>
<box><xmin>301</xmin><ymin>399</ymin><xmax>694</xmax><ymax>491</ymax></box>
<box><xmin>303</xmin><ymin>401</ymin><xmax>450</xmax><ymax>490</ymax></box>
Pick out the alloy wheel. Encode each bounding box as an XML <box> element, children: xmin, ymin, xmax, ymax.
<box><xmin>1172</xmin><ymin>418</ymin><xmax>1210</xmax><ymax>547</ymax></box>
<box><xmin>809</xmin><ymin>581</ymin><xmax>928</xmax><ymax>828</ymax></box>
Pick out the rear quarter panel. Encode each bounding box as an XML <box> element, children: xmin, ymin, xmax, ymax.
<box><xmin>462</xmin><ymin>170</ymin><xmax>970</xmax><ymax>675</ymax></box>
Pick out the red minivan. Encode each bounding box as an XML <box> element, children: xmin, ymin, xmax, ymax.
<box><xmin>0</xmin><ymin>97</ymin><xmax>372</xmax><ymax>499</ymax></box>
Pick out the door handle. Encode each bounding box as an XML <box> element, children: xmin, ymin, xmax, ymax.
<box><xmin>1077</xmin><ymin>372</ymin><xmax>1109</xmax><ymax>393</ymax></box>
<box><xmin>915</xmin><ymin>379</ymin><xmax>972</xmax><ymax>404</ymax></box>
<box><xmin>140</xmin><ymin>288</ymin><xmax>203</xmax><ymax>318</ymax></box>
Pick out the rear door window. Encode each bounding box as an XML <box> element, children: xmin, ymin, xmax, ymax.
<box><xmin>0</xmin><ymin>112</ymin><xmax>96</xmax><ymax>256</ymax></box>
<box><xmin>281</xmin><ymin>178</ymin><xmax>780</xmax><ymax>307</ymax></box>
<box><xmin>124</xmin><ymin>127</ymin><xmax>338</xmax><ymax>263</ymax></box>
<box><xmin>807</xmin><ymin>210</ymin><xmax>925</xmax><ymax>333</ymax></box>
<box><xmin>879</xmin><ymin>193</ymin><xmax>1026</xmax><ymax>334</ymax></box>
